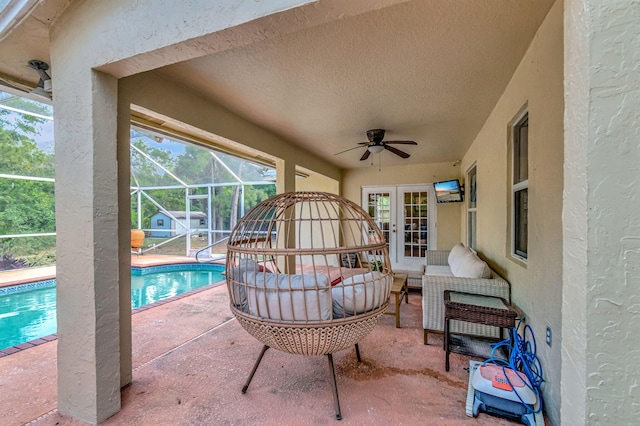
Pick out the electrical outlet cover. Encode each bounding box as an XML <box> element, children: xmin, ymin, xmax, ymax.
<box><xmin>546</xmin><ymin>326</ymin><xmax>552</xmax><ymax>347</ymax></box>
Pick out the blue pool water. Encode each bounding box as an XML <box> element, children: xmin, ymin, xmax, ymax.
<box><xmin>0</xmin><ymin>264</ymin><xmax>225</xmax><ymax>351</ymax></box>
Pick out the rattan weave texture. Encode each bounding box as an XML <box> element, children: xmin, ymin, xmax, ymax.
<box><xmin>226</xmin><ymin>191</ymin><xmax>393</xmax><ymax>356</ymax></box>
<box><xmin>422</xmin><ymin>249</ymin><xmax>511</xmax><ymax>340</ymax></box>
<box><xmin>235</xmin><ymin>306</ymin><xmax>387</xmax><ymax>355</ymax></box>
<box><xmin>444</xmin><ymin>291</ymin><xmax>516</xmax><ymax>328</ymax></box>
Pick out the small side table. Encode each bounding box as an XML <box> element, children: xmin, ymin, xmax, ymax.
<box><xmin>444</xmin><ymin>291</ymin><xmax>517</xmax><ymax>371</ymax></box>
<box><xmin>384</xmin><ymin>273</ymin><xmax>408</xmax><ymax>328</ymax></box>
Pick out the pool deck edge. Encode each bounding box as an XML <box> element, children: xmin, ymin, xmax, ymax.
<box><xmin>0</xmin><ymin>255</ymin><xmax>225</xmax><ymax>288</ymax></box>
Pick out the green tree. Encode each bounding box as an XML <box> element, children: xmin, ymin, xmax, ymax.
<box><xmin>129</xmin><ymin>131</ymin><xmax>276</xmax><ymax>240</ymax></box>
<box><xmin>0</xmin><ymin>99</ymin><xmax>55</xmax><ymax>267</ymax></box>
<box><xmin>130</xmin><ymin>136</ymin><xmax>183</xmax><ymax>229</ymax></box>
<box><xmin>173</xmin><ymin>144</ymin><xmax>216</xmax><ymax>184</ymax></box>
<box><xmin>130</xmin><ymin>137</ymin><xmax>176</xmax><ymax>187</ymax></box>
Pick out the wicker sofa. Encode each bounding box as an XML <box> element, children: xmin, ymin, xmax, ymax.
<box><xmin>422</xmin><ymin>247</ymin><xmax>510</xmax><ymax>344</ymax></box>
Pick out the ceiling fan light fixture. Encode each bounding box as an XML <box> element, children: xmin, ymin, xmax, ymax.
<box><xmin>333</xmin><ymin>128</ymin><xmax>417</xmax><ymax>160</ymax></box>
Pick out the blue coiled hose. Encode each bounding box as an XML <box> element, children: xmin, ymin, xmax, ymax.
<box><xmin>481</xmin><ymin>318</ymin><xmax>545</xmax><ymax>414</ymax></box>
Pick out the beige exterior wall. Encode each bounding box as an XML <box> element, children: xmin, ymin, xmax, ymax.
<box><xmin>295</xmin><ymin>169</ymin><xmax>340</xmax><ymax>266</ymax></box>
<box><xmin>460</xmin><ymin>2</ymin><xmax>563</xmax><ymax>424</ymax></box>
<box><xmin>342</xmin><ymin>162</ymin><xmax>462</xmax><ymax>250</ymax></box>
<box><xmin>563</xmin><ymin>0</ymin><xmax>640</xmax><ymax>424</ymax></box>
<box><xmin>295</xmin><ymin>169</ymin><xmax>340</xmax><ymax>194</ymax></box>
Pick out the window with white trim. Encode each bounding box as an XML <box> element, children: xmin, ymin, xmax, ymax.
<box><xmin>467</xmin><ymin>164</ymin><xmax>477</xmax><ymax>249</ymax></box>
<box><xmin>511</xmin><ymin>111</ymin><xmax>528</xmax><ymax>260</ymax></box>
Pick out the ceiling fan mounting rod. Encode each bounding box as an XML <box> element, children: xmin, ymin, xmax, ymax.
<box><xmin>366</xmin><ymin>129</ymin><xmax>386</xmax><ymax>144</ymax></box>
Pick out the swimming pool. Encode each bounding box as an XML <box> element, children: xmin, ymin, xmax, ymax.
<box><xmin>0</xmin><ymin>264</ymin><xmax>225</xmax><ymax>352</ymax></box>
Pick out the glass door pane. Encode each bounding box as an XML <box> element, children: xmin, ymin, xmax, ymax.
<box><xmin>366</xmin><ymin>192</ymin><xmax>391</xmax><ymax>251</ymax></box>
<box><xmin>362</xmin><ymin>187</ymin><xmax>397</xmax><ymax>263</ymax></box>
<box><xmin>363</xmin><ymin>185</ymin><xmax>433</xmax><ymax>269</ymax></box>
<box><xmin>402</xmin><ymin>190</ymin><xmax>429</xmax><ymax>259</ymax></box>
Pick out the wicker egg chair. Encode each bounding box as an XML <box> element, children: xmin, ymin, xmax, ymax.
<box><xmin>226</xmin><ymin>191</ymin><xmax>392</xmax><ymax>420</ymax></box>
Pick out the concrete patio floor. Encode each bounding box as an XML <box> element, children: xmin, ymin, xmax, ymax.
<box><xmin>2</xmin><ymin>281</ymin><xmax>521</xmax><ymax>425</ymax></box>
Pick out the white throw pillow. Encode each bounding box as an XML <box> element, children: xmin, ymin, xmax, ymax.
<box><xmin>245</xmin><ymin>272</ymin><xmax>331</xmax><ymax>322</ymax></box>
<box><xmin>455</xmin><ymin>253</ymin><xmax>492</xmax><ymax>279</ymax></box>
<box><xmin>448</xmin><ymin>243</ymin><xmax>469</xmax><ymax>272</ymax></box>
<box><xmin>332</xmin><ymin>272</ymin><xmax>391</xmax><ymax>318</ymax></box>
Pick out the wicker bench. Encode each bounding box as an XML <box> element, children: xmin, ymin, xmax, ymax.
<box><xmin>422</xmin><ymin>250</ymin><xmax>510</xmax><ymax>344</ymax></box>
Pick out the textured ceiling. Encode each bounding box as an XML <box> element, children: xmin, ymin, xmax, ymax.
<box><xmin>0</xmin><ymin>0</ymin><xmax>556</xmax><ymax>170</ymax></box>
<box><xmin>159</xmin><ymin>0</ymin><xmax>556</xmax><ymax>169</ymax></box>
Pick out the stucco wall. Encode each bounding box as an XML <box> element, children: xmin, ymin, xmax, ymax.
<box><xmin>563</xmin><ymin>0</ymin><xmax>640</xmax><ymax>424</ymax></box>
<box><xmin>295</xmin><ymin>169</ymin><xmax>340</xmax><ymax>194</ymax></box>
<box><xmin>342</xmin><ymin>162</ymin><xmax>462</xmax><ymax>250</ymax></box>
<box><xmin>459</xmin><ymin>2</ymin><xmax>563</xmax><ymax>424</ymax></box>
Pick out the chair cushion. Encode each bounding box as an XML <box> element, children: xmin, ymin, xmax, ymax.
<box><xmin>295</xmin><ymin>264</ymin><xmax>370</xmax><ymax>286</ymax></box>
<box><xmin>425</xmin><ymin>265</ymin><xmax>455</xmax><ymax>277</ymax></box>
<box><xmin>245</xmin><ymin>272</ymin><xmax>331</xmax><ymax>321</ymax></box>
<box><xmin>227</xmin><ymin>259</ymin><xmax>265</xmax><ymax>312</ymax></box>
<box><xmin>332</xmin><ymin>272</ymin><xmax>391</xmax><ymax>318</ymax></box>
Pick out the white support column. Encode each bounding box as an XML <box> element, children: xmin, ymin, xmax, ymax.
<box><xmin>137</xmin><ymin>191</ymin><xmax>142</xmax><ymax>230</ymax></box>
<box><xmin>241</xmin><ymin>185</ymin><xmax>245</xmax><ymax>217</ymax></box>
<box><xmin>207</xmin><ymin>185</ymin><xmax>213</xmax><ymax>249</ymax></box>
<box><xmin>563</xmin><ymin>1</ymin><xmax>640</xmax><ymax>424</ymax></box>
<box><xmin>53</xmin><ymin>67</ymin><xmax>121</xmax><ymax>423</ymax></box>
<box><xmin>186</xmin><ymin>188</ymin><xmax>191</xmax><ymax>256</ymax></box>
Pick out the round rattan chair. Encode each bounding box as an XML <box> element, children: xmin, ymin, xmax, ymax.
<box><xmin>226</xmin><ymin>191</ymin><xmax>392</xmax><ymax>420</ymax></box>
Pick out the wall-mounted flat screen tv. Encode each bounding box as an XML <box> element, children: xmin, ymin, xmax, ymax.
<box><xmin>434</xmin><ymin>179</ymin><xmax>463</xmax><ymax>203</ymax></box>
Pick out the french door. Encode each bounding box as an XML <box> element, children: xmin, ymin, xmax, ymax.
<box><xmin>362</xmin><ymin>184</ymin><xmax>436</xmax><ymax>270</ymax></box>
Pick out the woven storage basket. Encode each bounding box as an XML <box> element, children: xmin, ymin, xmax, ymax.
<box><xmin>226</xmin><ymin>191</ymin><xmax>392</xmax><ymax>356</ymax></box>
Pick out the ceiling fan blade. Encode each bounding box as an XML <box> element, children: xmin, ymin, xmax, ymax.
<box><xmin>384</xmin><ymin>140</ymin><xmax>417</xmax><ymax>145</ymax></box>
<box><xmin>360</xmin><ymin>149</ymin><xmax>372</xmax><ymax>161</ymax></box>
<box><xmin>384</xmin><ymin>144</ymin><xmax>410</xmax><ymax>158</ymax></box>
<box><xmin>334</xmin><ymin>145</ymin><xmax>363</xmax><ymax>156</ymax></box>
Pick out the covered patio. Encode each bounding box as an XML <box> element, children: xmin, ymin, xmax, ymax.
<box><xmin>3</xmin><ymin>283</ymin><xmax>517</xmax><ymax>425</ymax></box>
<box><xmin>0</xmin><ymin>0</ymin><xmax>638</xmax><ymax>425</ymax></box>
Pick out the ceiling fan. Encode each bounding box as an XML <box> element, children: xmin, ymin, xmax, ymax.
<box><xmin>335</xmin><ymin>129</ymin><xmax>417</xmax><ymax>161</ymax></box>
